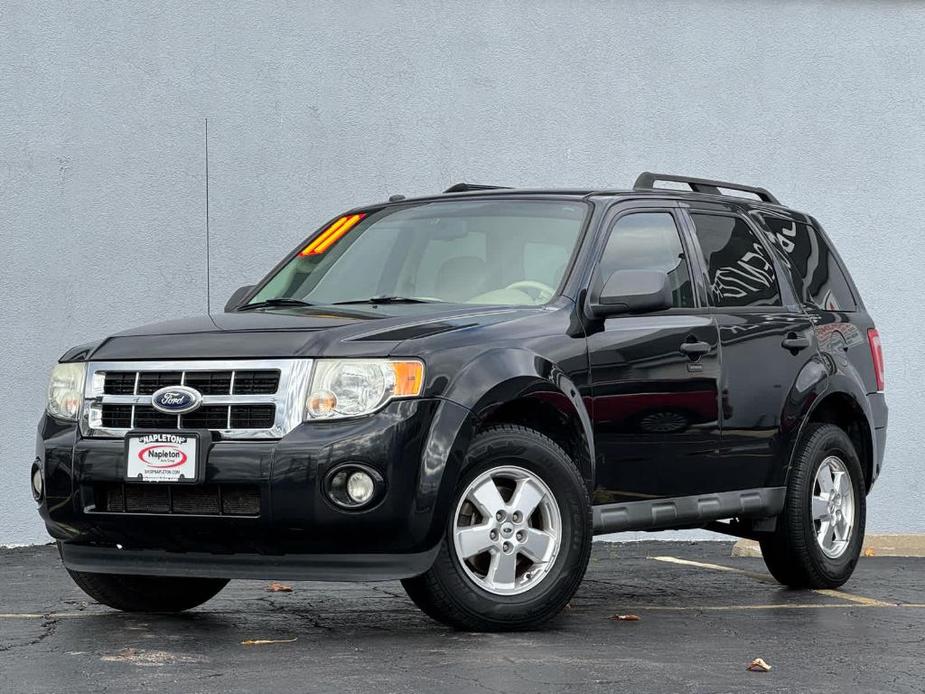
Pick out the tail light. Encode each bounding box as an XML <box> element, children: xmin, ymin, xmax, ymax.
<box><xmin>867</xmin><ymin>328</ymin><xmax>884</xmax><ymax>391</ymax></box>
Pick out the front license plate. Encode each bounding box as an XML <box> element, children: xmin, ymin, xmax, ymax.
<box><xmin>126</xmin><ymin>432</ymin><xmax>199</xmax><ymax>483</ymax></box>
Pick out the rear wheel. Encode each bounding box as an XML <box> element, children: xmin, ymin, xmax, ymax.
<box><xmin>760</xmin><ymin>423</ymin><xmax>865</xmax><ymax>588</ymax></box>
<box><xmin>67</xmin><ymin>568</ymin><xmax>228</xmax><ymax>612</ymax></box>
<box><xmin>402</xmin><ymin>425</ymin><xmax>592</xmax><ymax>631</ymax></box>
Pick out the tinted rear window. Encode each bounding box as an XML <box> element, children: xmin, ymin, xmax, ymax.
<box><xmin>760</xmin><ymin>216</ymin><xmax>857</xmax><ymax>311</ymax></box>
<box><xmin>690</xmin><ymin>213</ymin><xmax>781</xmax><ymax>308</ymax></box>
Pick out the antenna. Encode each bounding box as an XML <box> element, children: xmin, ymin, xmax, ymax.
<box><xmin>204</xmin><ymin>118</ymin><xmax>211</xmax><ymax>314</ymax></box>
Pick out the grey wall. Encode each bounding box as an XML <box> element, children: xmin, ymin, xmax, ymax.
<box><xmin>2</xmin><ymin>1</ymin><xmax>923</xmax><ymax>545</ymax></box>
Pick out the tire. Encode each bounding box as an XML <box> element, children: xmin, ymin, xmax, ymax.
<box><xmin>67</xmin><ymin>568</ymin><xmax>228</xmax><ymax>612</ymax></box>
<box><xmin>402</xmin><ymin>425</ymin><xmax>592</xmax><ymax>631</ymax></box>
<box><xmin>759</xmin><ymin>423</ymin><xmax>866</xmax><ymax>589</ymax></box>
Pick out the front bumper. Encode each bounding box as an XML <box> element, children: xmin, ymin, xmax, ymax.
<box><xmin>36</xmin><ymin>397</ymin><xmax>471</xmax><ymax>580</ymax></box>
<box><xmin>58</xmin><ymin>542</ymin><xmax>440</xmax><ymax>581</ymax></box>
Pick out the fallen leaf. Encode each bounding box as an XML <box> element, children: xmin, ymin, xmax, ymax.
<box><xmin>266</xmin><ymin>582</ymin><xmax>293</xmax><ymax>593</ymax></box>
<box><xmin>863</xmin><ymin>547</ymin><xmax>876</xmax><ymax>557</ymax></box>
<box><xmin>241</xmin><ymin>638</ymin><xmax>298</xmax><ymax>646</ymax></box>
<box><xmin>746</xmin><ymin>657</ymin><xmax>772</xmax><ymax>672</ymax></box>
<box><xmin>610</xmin><ymin>614</ymin><xmax>641</xmax><ymax>622</ymax></box>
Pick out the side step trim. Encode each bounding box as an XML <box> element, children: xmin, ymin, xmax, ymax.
<box><xmin>592</xmin><ymin>487</ymin><xmax>786</xmax><ymax>535</ymax></box>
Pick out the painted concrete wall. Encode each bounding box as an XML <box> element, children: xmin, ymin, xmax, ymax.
<box><xmin>2</xmin><ymin>1</ymin><xmax>923</xmax><ymax>544</ymax></box>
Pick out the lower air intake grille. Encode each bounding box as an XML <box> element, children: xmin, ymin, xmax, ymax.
<box><xmin>94</xmin><ymin>484</ymin><xmax>260</xmax><ymax>517</ymax></box>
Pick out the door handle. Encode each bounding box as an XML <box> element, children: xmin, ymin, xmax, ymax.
<box><xmin>679</xmin><ymin>340</ymin><xmax>711</xmax><ymax>359</ymax></box>
<box><xmin>781</xmin><ymin>332</ymin><xmax>811</xmax><ymax>352</ymax></box>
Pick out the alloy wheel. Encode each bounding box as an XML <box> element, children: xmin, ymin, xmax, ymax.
<box><xmin>452</xmin><ymin>465</ymin><xmax>562</xmax><ymax>596</ymax></box>
<box><xmin>811</xmin><ymin>455</ymin><xmax>856</xmax><ymax>559</ymax></box>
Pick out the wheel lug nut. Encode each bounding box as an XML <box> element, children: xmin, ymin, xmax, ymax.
<box><xmin>496</xmin><ymin>511</ymin><xmax>506</xmax><ymax>521</ymax></box>
<box><xmin>516</xmin><ymin>530</ymin><xmax>525</xmax><ymax>541</ymax></box>
<box><xmin>512</xmin><ymin>511</ymin><xmax>522</xmax><ymax>523</ymax></box>
<box><xmin>490</xmin><ymin>530</ymin><xmax>498</xmax><ymax>540</ymax></box>
<box><xmin>502</xmin><ymin>541</ymin><xmax>512</xmax><ymax>553</ymax></box>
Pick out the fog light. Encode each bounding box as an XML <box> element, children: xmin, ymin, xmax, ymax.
<box><xmin>346</xmin><ymin>471</ymin><xmax>375</xmax><ymax>504</ymax></box>
<box><xmin>31</xmin><ymin>463</ymin><xmax>44</xmax><ymax>502</ymax></box>
<box><xmin>324</xmin><ymin>463</ymin><xmax>384</xmax><ymax>510</ymax></box>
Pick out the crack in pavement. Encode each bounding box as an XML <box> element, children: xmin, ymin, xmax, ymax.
<box><xmin>0</xmin><ymin>613</ymin><xmax>60</xmax><ymax>654</ymax></box>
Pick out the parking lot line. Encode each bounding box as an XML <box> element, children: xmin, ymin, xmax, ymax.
<box><xmin>812</xmin><ymin>588</ymin><xmax>894</xmax><ymax>606</ymax></box>
<box><xmin>647</xmin><ymin>555</ymin><xmax>776</xmax><ymax>582</ymax></box>
<box><xmin>648</xmin><ymin>555</ymin><xmax>895</xmax><ymax>607</ymax></box>
<box><xmin>619</xmin><ymin>603</ymin><xmax>925</xmax><ymax>611</ymax></box>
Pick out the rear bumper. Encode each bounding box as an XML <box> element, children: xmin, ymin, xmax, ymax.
<box><xmin>869</xmin><ymin>392</ymin><xmax>888</xmax><ymax>485</ymax></box>
<box><xmin>59</xmin><ymin>542</ymin><xmax>440</xmax><ymax>581</ymax></box>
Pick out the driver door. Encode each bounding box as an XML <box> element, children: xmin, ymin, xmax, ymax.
<box><xmin>586</xmin><ymin>203</ymin><xmax>723</xmax><ymax>503</ymax></box>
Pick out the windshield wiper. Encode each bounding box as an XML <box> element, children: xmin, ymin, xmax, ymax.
<box><xmin>238</xmin><ymin>298</ymin><xmax>315</xmax><ymax>311</ymax></box>
<box><xmin>332</xmin><ymin>296</ymin><xmax>443</xmax><ymax>305</ymax></box>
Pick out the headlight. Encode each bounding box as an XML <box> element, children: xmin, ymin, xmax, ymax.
<box><xmin>46</xmin><ymin>362</ymin><xmax>86</xmax><ymax>421</ymax></box>
<box><xmin>306</xmin><ymin>359</ymin><xmax>424</xmax><ymax>420</ymax></box>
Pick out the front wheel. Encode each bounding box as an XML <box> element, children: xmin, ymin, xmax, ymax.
<box><xmin>402</xmin><ymin>425</ymin><xmax>592</xmax><ymax>631</ymax></box>
<box><xmin>67</xmin><ymin>568</ymin><xmax>229</xmax><ymax>612</ymax></box>
<box><xmin>759</xmin><ymin>423</ymin><xmax>866</xmax><ymax>588</ymax></box>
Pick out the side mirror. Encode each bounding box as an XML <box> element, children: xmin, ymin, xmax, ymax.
<box><xmin>590</xmin><ymin>269</ymin><xmax>672</xmax><ymax>317</ymax></box>
<box><xmin>224</xmin><ymin>285</ymin><xmax>255</xmax><ymax>312</ymax></box>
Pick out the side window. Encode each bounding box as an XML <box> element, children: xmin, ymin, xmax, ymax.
<box><xmin>601</xmin><ymin>212</ymin><xmax>694</xmax><ymax>308</ymax></box>
<box><xmin>760</xmin><ymin>216</ymin><xmax>857</xmax><ymax>311</ymax></box>
<box><xmin>690</xmin><ymin>213</ymin><xmax>781</xmax><ymax>308</ymax></box>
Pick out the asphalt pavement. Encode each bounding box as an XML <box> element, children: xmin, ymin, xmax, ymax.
<box><xmin>1</xmin><ymin>541</ymin><xmax>923</xmax><ymax>693</ymax></box>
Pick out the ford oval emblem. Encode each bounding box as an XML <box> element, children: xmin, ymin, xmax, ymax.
<box><xmin>150</xmin><ymin>385</ymin><xmax>203</xmax><ymax>415</ymax></box>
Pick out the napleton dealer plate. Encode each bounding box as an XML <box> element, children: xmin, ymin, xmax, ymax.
<box><xmin>126</xmin><ymin>432</ymin><xmax>199</xmax><ymax>483</ymax></box>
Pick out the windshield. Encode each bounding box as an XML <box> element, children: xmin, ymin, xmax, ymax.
<box><xmin>248</xmin><ymin>200</ymin><xmax>588</xmax><ymax>308</ymax></box>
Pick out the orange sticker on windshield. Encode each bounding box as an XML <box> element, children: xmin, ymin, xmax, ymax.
<box><xmin>300</xmin><ymin>213</ymin><xmax>366</xmax><ymax>256</ymax></box>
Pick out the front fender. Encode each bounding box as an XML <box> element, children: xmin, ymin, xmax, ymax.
<box><xmin>414</xmin><ymin>349</ymin><xmax>593</xmax><ymax>548</ymax></box>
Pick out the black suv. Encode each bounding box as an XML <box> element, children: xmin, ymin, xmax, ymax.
<box><xmin>36</xmin><ymin>173</ymin><xmax>887</xmax><ymax>631</ymax></box>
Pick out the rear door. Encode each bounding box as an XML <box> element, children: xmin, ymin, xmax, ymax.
<box><xmin>586</xmin><ymin>202</ymin><xmax>723</xmax><ymax>502</ymax></box>
<box><xmin>682</xmin><ymin>207</ymin><xmax>819</xmax><ymax>491</ymax></box>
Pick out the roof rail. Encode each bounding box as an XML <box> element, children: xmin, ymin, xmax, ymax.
<box><xmin>443</xmin><ymin>183</ymin><xmax>512</xmax><ymax>193</ymax></box>
<box><xmin>633</xmin><ymin>172</ymin><xmax>780</xmax><ymax>205</ymax></box>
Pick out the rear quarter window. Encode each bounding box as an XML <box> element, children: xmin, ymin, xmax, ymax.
<box><xmin>759</xmin><ymin>215</ymin><xmax>857</xmax><ymax>311</ymax></box>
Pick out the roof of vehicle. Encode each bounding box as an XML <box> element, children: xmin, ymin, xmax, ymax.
<box><xmin>369</xmin><ymin>173</ymin><xmax>804</xmax><ymax>217</ymax></box>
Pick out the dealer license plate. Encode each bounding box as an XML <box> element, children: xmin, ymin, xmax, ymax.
<box><xmin>126</xmin><ymin>432</ymin><xmax>199</xmax><ymax>483</ymax></box>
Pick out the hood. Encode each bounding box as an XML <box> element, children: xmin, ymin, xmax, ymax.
<box><xmin>79</xmin><ymin>304</ymin><xmax>541</xmax><ymax>361</ymax></box>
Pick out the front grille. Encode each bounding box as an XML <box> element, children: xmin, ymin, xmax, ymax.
<box><xmin>103</xmin><ymin>372</ymin><xmax>136</xmax><ymax>395</ymax></box>
<box><xmin>85</xmin><ymin>359</ymin><xmax>312</xmax><ymax>440</ymax></box>
<box><xmin>136</xmin><ymin>371</ymin><xmax>183</xmax><ymax>394</ymax></box>
<box><xmin>101</xmin><ymin>404</ymin><xmax>133</xmax><ymax>428</ymax></box>
<box><xmin>229</xmin><ymin>405</ymin><xmax>276</xmax><ymax>428</ymax></box>
<box><xmin>103</xmin><ymin>369</ymin><xmax>280</xmax><ymax>397</ymax></box>
<box><xmin>133</xmin><ymin>406</ymin><xmax>178</xmax><ymax>429</ymax></box>
<box><xmin>183</xmin><ymin>371</ymin><xmax>233</xmax><ymax>395</ymax></box>
<box><xmin>232</xmin><ymin>371</ymin><xmax>281</xmax><ymax>395</ymax></box>
<box><xmin>93</xmin><ymin>483</ymin><xmax>260</xmax><ymax>516</ymax></box>
<box><xmin>181</xmin><ymin>405</ymin><xmax>235</xmax><ymax>429</ymax></box>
